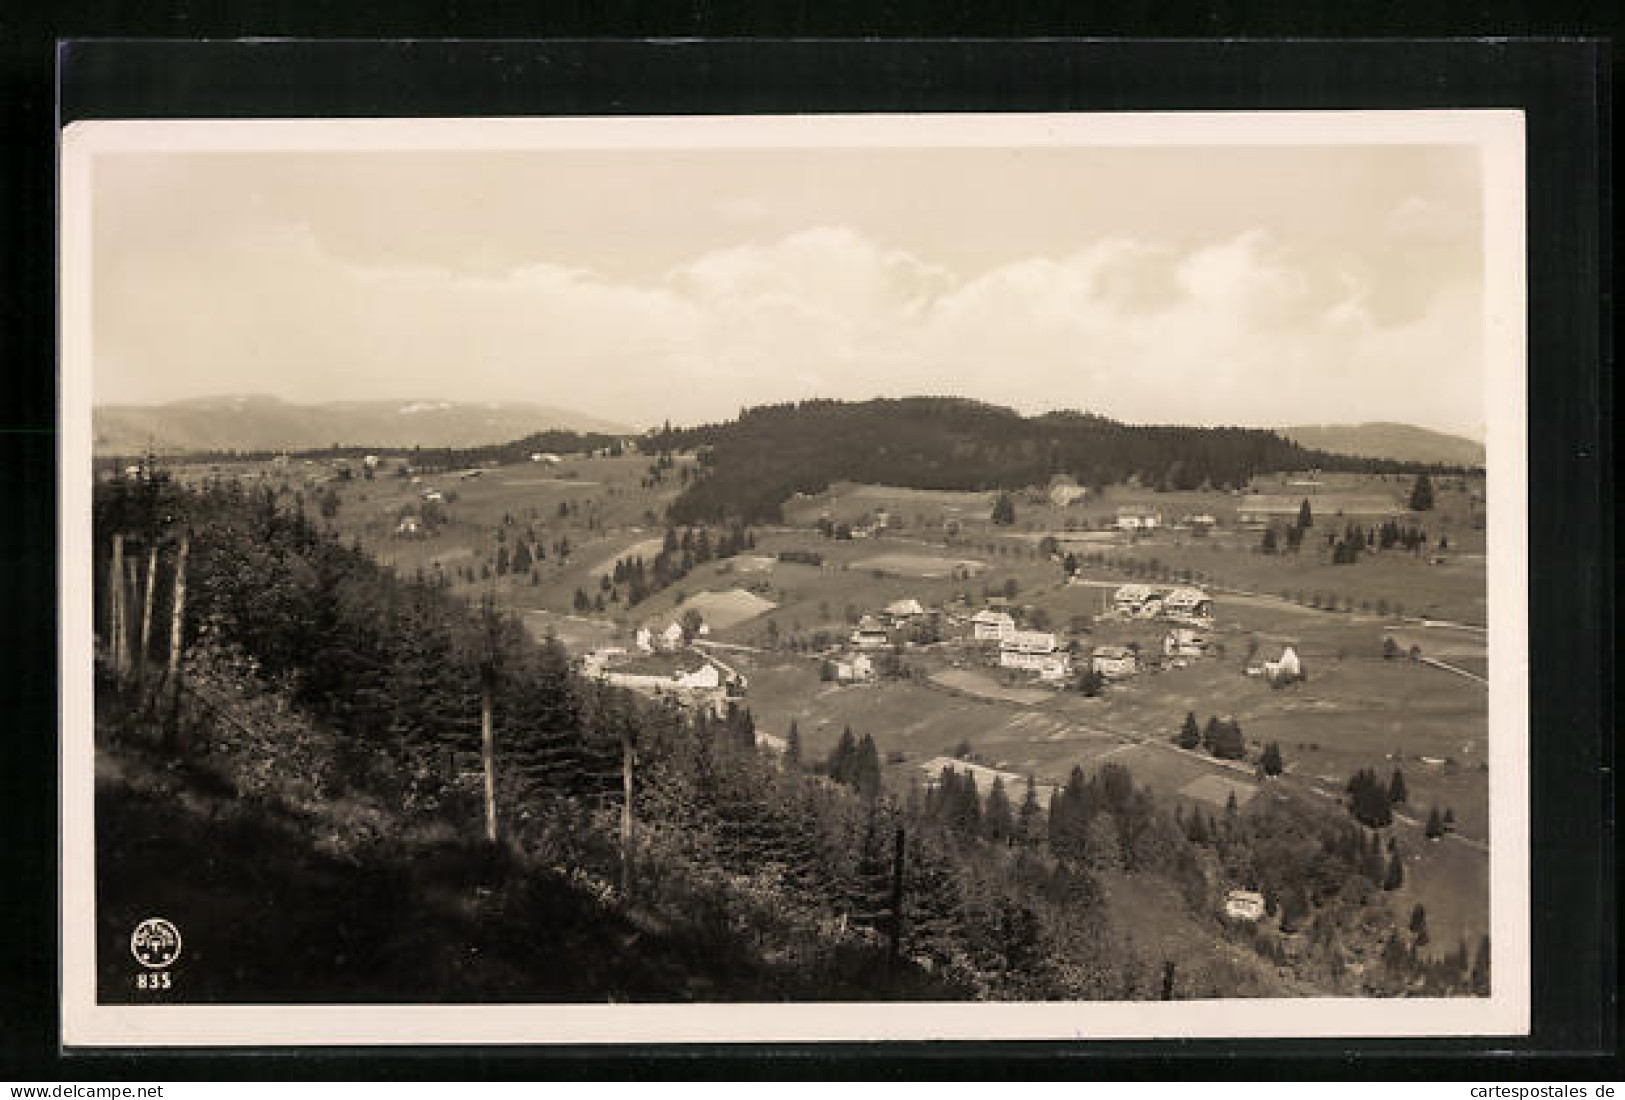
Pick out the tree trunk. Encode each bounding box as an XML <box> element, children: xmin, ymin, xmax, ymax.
<box><xmin>109</xmin><ymin>532</ymin><xmax>126</xmax><ymax>677</ymax></box>
<box><xmin>138</xmin><ymin>543</ymin><xmax>158</xmax><ymax>687</ymax></box>
<box><xmin>620</xmin><ymin>724</ymin><xmax>634</xmax><ymax>898</ymax></box>
<box><xmin>165</xmin><ymin>535</ymin><xmax>188</xmax><ymax>695</ymax></box>
<box><xmin>480</xmin><ymin>671</ymin><xmax>498</xmax><ymax>844</ymax></box>
<box><xmin>888</xmin><ymin>825</ymin><xmax>906</xmax><ymax>971</ymax></box>
<box><xmin>1161</xmin><ymin>959</ymin><xmax>1177</xmax><ymax>1000</ymax></box>
<box><xmin>125</xmin><ymin>556</ymin><xmax>139</xmax><ymax>673</ymax></box>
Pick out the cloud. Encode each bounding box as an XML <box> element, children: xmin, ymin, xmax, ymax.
<box><xmin>96</xmin><ymin>222</ymin><xmax>1482</xmax><ymax>435</ymax></box>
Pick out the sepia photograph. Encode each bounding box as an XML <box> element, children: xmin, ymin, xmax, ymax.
<box><xmin>58</xmin><ymin>111</ymin><xmax>1529</xmax><ymax>1045</ymax></box>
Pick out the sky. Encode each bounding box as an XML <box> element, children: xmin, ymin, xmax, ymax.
<box><xmin>91</xmin><ymin>141</ymin><xmax>1486</xmax><ymax>437</ymax></box>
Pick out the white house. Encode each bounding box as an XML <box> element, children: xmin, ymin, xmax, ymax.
<box><xmin>970</xmin><ymin>609</ymin><xmax>1017</xmax><ymax>642</ymax></box>
<box><xmin>1162</xmin><ymin>586</ymin><xmax>1214</xmax><ymax>620</ymax></box>
<box><xmin>634</xmin><ymin>627</ymin><xmax>654</xmax><ymax>653</ymax></box>
<box><xmin>422</xmin><ymin>489</ymin><xmax>444</xmax><ymax>504</ymax></box>
<box><xmin>885</xmin><ymin>598</ymin><xmax>926</xmax><ymax>621</ymax></box>
<box><xmin>1225</xmin><ymin>889</ymin><xmax>1266</xmax><ymax>922</ymax></box>
<box><xmin>1263</xmin><ymin>646</ymin><xmax>1302</xmax><ymax>682</ymax></box>
<box><xmin>1163</xmin><ymin>627</ymin><xmax>1210</xmax><ymax>658</ymax></box>
<box><xmin>675</xmin><ymin>663</ymin><xmax>722</xmax><ymax>690</ymax></box>
<box><xmin>1000</xmin><ymin>631</ymin><xmax>1066</xmax><ymax>675</ymax></box>
<box><xmin>851</xmin><ymin>615</ymin><xmax>891</xmax><ymax>650</ymax></box>
<box><xmin>660</xmin><ymin>622</ymin><xmax>685</xmax><ymax>650</ymax></box>
<box><xmin>394</xmin><ymin>515</ymin><xmax>423</xmax><ymax>537</ymax></box>
<box><xmin>1113</xmin><ymin>584</ymin><xmax>1156</xmax><ymax>615</ymax></box>
<box><xmin>530</xmin><ymin>452</ymin><xmax>562</xmax><ymax>464</ymax></box>
<box><xmin>1091</xmin><ymin>645</ymin><xmax>1138</xmax><ymax>679</ymax></box>
<box><xmin>834</xmin><ymin>653</ymin><xmax>876</xmax><ymax>683</ymax></box>
<box><xmin>1115</xmin><ymin>506</ymin><xmax>1163</xmax><ymax>531</ymax></box>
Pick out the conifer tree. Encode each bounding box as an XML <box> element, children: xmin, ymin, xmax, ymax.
<box><xmin>1409</xmin><ymin>473</ymin><xmax>1435</xmax><ymax>511</ymax></box>
<box><xmin>855</xmin><ymin>733</ymin><xmax>883</xmax><ymax>799</ymax></box>
<box><xmin>1383</xmin><ymin>851</ymin><xmax>1405</xmax><ymax>890</ymax></box>
<box><xmin>1177</xmin><ymin>711</ymin><xmax>1200</xmax><ymax>750</ymax></box>
<box><xmin>1261</xmin><ymin>741</ymin><xmax>1283</xmax><ymax>776</ymax></box>
<box><xmin>1016</xmin><ymin>775</ymin><xmax>1044</xmax><ymax>846</ymax></box>
<box><xmin>984</xmin><ymin>776</ymin><xmax>1015</xmax><ymax>844</ymax></box>
<box><xmin>1388</xmin><ymin>768</ymin><xmax>1408</xmax><ymax>804</ymax></box>
<box><xmin>785</xmin><ymin>720</ymin><xmax>802</xmax><ymax>769</ymax></box>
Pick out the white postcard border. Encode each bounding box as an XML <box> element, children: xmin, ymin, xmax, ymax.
<box><xmin>59</xmin><ymin>110</ymin><xmax>1529</xmax><ymax>1046</ymax></box>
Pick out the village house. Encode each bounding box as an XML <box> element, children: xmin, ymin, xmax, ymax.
<box><xmin>1162</xmin><ymin>586</ymin><xmax>1214</xmax><ymax>621</ymax></box>
<box><xmin>970</xmin><ymin>609</ymin><xmax>1017</xmax><ymax>642</ymax></box>
<box><xmin>999</xmin><ymin>631</ymin><xmax>1071</xmax><ymax>682</ymax></box>
<box><xmin>1112</xmin><ymin>583</ymin><xmax>1164</xmax><ymax>618</ymax></box>
<box><xmin>884</xmin><ymin>598</ymin><xmax>926</xmax><ymax>623</ymax></box>
<box><xmin>635</xmin><ymin>621</ymin><xmax>688</xmax><ymax>653</ymax></box>
<box><xmin>674</xmin><ymin>663</ymin><xmax>722</xmax><ymax>690</ymax></box>
<box><xmin>1091</xmin><ymin>645</ymin><xmax>1139</xmax><ymax>679</ymax></box>
<box><xmin>529</xmin><ymin>452</ymin><xmax>562</xmax><ymax>464</ymax></box>
<box><xmin>363</xmin><ymin>454</ymin><xmax>380</xmax><ymax>469</ymax></box>
<box><xmin>1249</xmin><ymin>645</ymin><xmax>1303</xmax><ymax>682</ymax></box>
<box><xmin>1162</xmin><ymin>627</ymin><xmax>1210</xmax><ymax>658</ymax></box>
<box><xmin>422</xmin><ymin>488</ymin><xmax>444</xmax><ymax>504</ymax></box>
<box><xmin>834</xmin><ymin>653</ymin><xmax>876</xmax><ymax>683</ymax></box>
<box><xmin>1264</xmin><ymin>645</ymin><xmax>1302</xmax><ymax>682</ymax></box>
<box><xmin>1115</xmin><ymin>505</ymin><xmax>1164</xmax><ymax>531</ymax></box>
<box><xmin>394</xmin><ymin>515</ymin><xmax>423</xmax><ymax>537</ymax></box>
<box><xmin>851</xmin><ymin>615</ymin><xmax>891</xmax><ymax>650</ymax></box>
<box><xmin>1225</xmin><ymin>889</ymin><xmax>1266</xmax><ymax>922</ymax></box>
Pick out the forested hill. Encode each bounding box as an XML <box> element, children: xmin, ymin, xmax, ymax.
<box><xmin>650</xmin><ymin>398</ymin><xmax>1457</xmax><ymax>525</ymax></box>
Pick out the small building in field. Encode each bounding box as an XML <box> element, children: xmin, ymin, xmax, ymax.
<box><xmin>1115</xmin><ymin>506</ymin><xmax>1164</xmax><ymax>531</ymax></box>
<box><xmin>1262</xmin><ymin>645</ymin><xmax>1302</xmax><ymax>682</ymax></box>
<box><xmin>885</xmin><ymin>598</ymin><xmax>926</xmax><ymax>622</ymax></box>
<box><xmin>1225</xmin><ymin>889</ymin><xmax>1266</xmax><ymax>922</ymax></box>
<box><xmin>970</xmin><ymin>609</ymin><xmax>1016</xmax><ymax>642</ymax></box>
<box><xmin>363</xmin><ymin>454</ymin><xmax>380</xmax><ymax>469</ymax></box>
<box><xmin>422</xmin><ymin>489</ymin><xmax>444</xmax><ymax>504</ymax></box>
<box><xmin>834</xmin><ymin>653</ymin><xmax>876</xmax><ymax>683</ymax></box>
<box><xmin>1162</xmin><ymin>586</ymin><xmax>1214</xmax><ymax>621</ymax></box>
<box><xmin>999</xmin><ymin>630</ymin><xmax>1070</xmax><ymax>678</ymax></box>
<box><xmin>852</xmin><ymin>615</ymin><xmax>891</xmax><ymax>650</ymax></box>
<box><xmin>394</xmin><ymin>515</ymin><xmax>423</xmax><ymax>537</ymax></box>
<box><xmin>1163</xmin><ymin>627</ymin><xmax>1210</xmax><ymax>658</ymax></box>
<box><xmin>1113</xmin><ymin>583</ymin><xmax>1156</xmax><ymax>615</ymax></box>
<box><xmin>1091</xmin><ymin>645</ymin><xmax>1138</xmax><ymax>679</ymax></box>
<box><xmin>675</xmin><ymin>663</ymin><xmax>722</xmax><ymax>690</ymax></box>
<box><xmin>999</xmin><ymin>630</ymin><xmax>1063</xmax><ymax>672</ymax></box>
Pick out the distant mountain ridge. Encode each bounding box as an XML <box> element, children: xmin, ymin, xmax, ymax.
<box><xmin>1278</xmin><ymin>422</ymin><xmax>1485</xmax><ymax>467</ymax></box>
<box><xmin>93</xmin><ymin>396</ymin><xmax>634</xmax><ymax>455</ymax></box>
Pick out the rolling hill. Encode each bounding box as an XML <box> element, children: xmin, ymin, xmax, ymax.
<box><xmin>1279</xmin><ymin>422</ymin><xmax>1485</xmax><ymax>467</ymax></box>
<box><xmin>93</xmin><ymin>396</ymin><xmax>634</xmax><ymax>455</ymax></box>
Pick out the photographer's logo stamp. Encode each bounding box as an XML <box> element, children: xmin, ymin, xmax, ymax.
<box><xmin>130</xmin><ymin>917</ymin><xmax>182</xmax><ymax>970</ymax></box>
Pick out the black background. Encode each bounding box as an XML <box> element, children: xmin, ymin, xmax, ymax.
<box><xmin>0</xmin><ymin>18</ymin><xmax>1614</xmax><ymax>1082</ymax></box>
